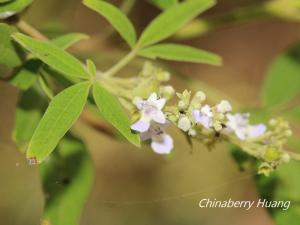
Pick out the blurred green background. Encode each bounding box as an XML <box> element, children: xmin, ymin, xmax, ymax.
<box><xmin>1</xmin><ymin>0</ymin><xmax>300</xmax><ymax>224</ymax></box>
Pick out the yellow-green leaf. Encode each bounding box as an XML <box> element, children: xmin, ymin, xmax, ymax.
<box><xmin>26</xmin><ymin>82</ymin><xmax>91</xmax><ymax>162</ymax></box>
<box><xmin>13</xmin><ymin>33</ymin><xmax>89</xmax><ymax>79</ymax></box>
<box><xmin>139</xmin><ymin>43</ymin><xmax>222</xmax><ymax>65</ymax></box>
<box><xmin>149</xmin><ymin>0</ymin><xmax>178</xmax><ymax>10</ymax></box>
<box><xmin>139</xmin><ymin>0</ymin><xmax>215</xmax><ymax>47</ymax></box>
<box><xmin>92</xmin><ymin>82</ymin><xmax>140</xmax><ymax>147</ymax></box>
<box><xmin>83</xmin><ymin>0</ymin><xmax>136</xmax><ymax>48</ymax></box>
<box><xmin>0</xmin><ymin>0</ymin><xmax>32</xmax><ymax>19</ymax></box>
<box><xmin>0</xmin><ymin>23</ymin><xmax>24</xmax><ymax>67</ymax></box>
<box><xmin>262</xmin><ymin>42</ymin><xmax>300</xmax><ymax>107</ymax></box>
<box><xmin>40</xmin><ymin>133</ymin><xmax>93</xmax><ymax>225</ymax></box>
<box><xmin>12</xmin><ymin>88</ymin><xmax>47</xmax><ymax>151</ymax></box>
<box><xmin>9</xmin><ymin>59</ymin><xmax>41</xmax><ymax>90</ymax></box>
<box><xmin>52</xmin><ymin>33</ymin><xmax>89</xmax><ymax>49</ymax></box>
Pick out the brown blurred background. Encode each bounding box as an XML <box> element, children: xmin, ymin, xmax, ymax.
<box><xmin>1</xmin><ymin>0</ymin><xmax>300</xmax><ymax>224</ymax></box>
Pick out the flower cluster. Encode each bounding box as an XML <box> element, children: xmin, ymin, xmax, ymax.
<box><xmin>130</xmin><ymin>88</ymin><xmax>292</xmax><ymax>175</ymax></box>
<box><xmin>127</xmin><ymin>63</ymin><xmax>293</xmax><ymax>175</ymax></box>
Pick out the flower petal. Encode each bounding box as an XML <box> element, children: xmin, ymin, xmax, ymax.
<box><xmin>155</xmin><ymin>98</ymin><xmax>166</xmax><ymax>110</ymax></box>
<box><xmin>216</xmin><ymin>100</ymin><xmax>232</xmax><ymax>113</ymax></box>
<box><xmin>198</xmin><ymin>116</ymin><xmax>212</xmax><ymax>129</ymax></box>
<box><xmin>248</xmin><ymin>124</ymin><xmax>266</xmax><ymax>138</ymax></box>
<box><xmin>151</xmin><ymin>134</ymin><xmax>173</xmax><ymax>154</ymax></box>
<box><xmin>133</xmin><ymin>96</ymin><xmax>144</xmax><ymax>110</ymax></box>
<box><xmin>201</xmin><ymin>105</ymin><xmax>213</xmax><ymax>116</ymax></box>
<box><xmin>131</xmin><ymin>119</ymin><xmax>150</xmax><ymax>132</ymax></box>
<box><xmin>148</xmin><ymin>92</ymin><xmax>157</xmax><ymax>102</ymax></box>
<box><xmin>234</xmin><ymin>128</ymin><xmax>246</xmax><ymax>140</ymax></box>
<box><xmin>152</xmin><ymin>110</ymin><xmax>166</xmax><ymax>124</ymax></box>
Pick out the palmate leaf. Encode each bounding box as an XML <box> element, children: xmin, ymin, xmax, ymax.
<box><xmin>0</xmin><ymin>0</ymin><xmax>32</xmax><ymax>19</ymax></box>
<box><xmin>139</xmin><ymin>43</ymin><xmax>222</xmax><ymax>65</ymax></box>
<box><xmin>138</xmin><ymin>0</ymin><xmax>215</xmax><ymax>47</ymax></box>
<box><xmin>40</xmin><ymin>133</ymin><xmax>93</xmax><ymax>225</ymax></box>
<box><xmin>83</xmin><ymin>0</ymin><xmax>137</xmax><ymax>48</ymax></box>
<box><xmin>93</xmin><ymin>83</ymin><xmax>140</xmax><ymax>147</ymax></box>
<box><xmin>262</xmin><ymin>42</ymin><xmax>300</xmax><ymax>107</ymax></box>
<box><xmin>0</xmin><ymin>23</ymin><xmax>24</xmax><ymax>68</ymax></box>
<box><xmin>27</xmin><ymin>82</ymin><xmax>91</xmax><ymax>162</ymax></box>
<box><xmin>13</xmin><ymin>33</ymin><xmax>89</xmax><ymax>79</ymax></box>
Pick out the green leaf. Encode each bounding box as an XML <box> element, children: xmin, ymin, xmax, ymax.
<box><xmin>139</xmin><ymin>43</ymin><xmax>222</xmax><ymax>65</ymax></box>
<box><xmin>9</xmin><ymin>59</ymin><xmax>41</xmax><ymax>90</ymax></box>
<box><xmin>288</xmin><ymin>105</ymin><xmax>300</xmax><ymax>122</ymax></box>
<box><xmin>256</xmin><ymin>158</ymin><xmax>300</xmax><ymax>225</ymax></box>
<box><xmin>83</xmin><ymin>0</ymin><xmax>136</xmax><ymax>48</ymax></box>
<box><xmin>40</xmin><ymin>133</ymin><xmax>93</xmax><ymax>225</ymax></box>
<box><xmin>92</xmin><ymin>83</ymin><xmax>140</xmax><ymax>147</ymax></box>
<box><xmin>0</xmin><ymin>23</ymin><xmax>24</xmax><ymax>67</ymax></box>
<box><xmin>273</xmin><ymin>161</ymin><xmax>300</xmax><ymax>225</ymax></box>
<box><xmin>0</xmin><ymin>0</ymin><xmax>32</xmax><ymax>19</ymax></box>
<box><xmin>86</xmin><ymin>59</ymin><xmax>97</xmax><ymax>77</ymax></box>
<box><xmin>149</xmin><ymin>0</ymin><xmax>178</xmax><ymax>10</ymax></box>
<box><xmin>262</xmin><ymin>42</ymin><xmax>300</xmax><ymax>107</ymax></box>
<box><xmin>12</xmin><ymin>88</ymin><xmax>47</xmax><ymax>151</ymax></box>
<box><xmin>0</xmin><ymin>0</ymin><xmax>13</xmax><ymax>3</ymax></box>
<box><xmin>138</xmin><ymin>0</ymin><xmax>215</xmax><ymax>47</ymax></box>
<box><xmin>52</xmin><ymin>33</ymin><xmax>89</xmax><ymax>49</ymax></box>
<box><xmin>26</xmin><ymin>82</ymin><xmax>91</xmax><ymax>162</ymax></box>
<box><xmin>13</xmin><ymin>33</ymin><xmax>89</xmax><ymax>79</ymax></box>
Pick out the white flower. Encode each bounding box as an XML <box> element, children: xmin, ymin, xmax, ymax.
<box><xmin>131</xmin><ymin>93</ymin><xmax>166</xmax><ymax>132</ymax></box>
<box><xmin>192</xmin><ymin>105</ymin><xmax>213</xmax><ymax>129</ymax></box>
<box><xmin>178</xmin><ymin>116</ymin><xmax>191</xmax><ymax>132</ymax></box>
<box><xmin>226</xmin><ymin>113</ymin><xmax>266</xmax><ymax>140</ymax></box>
<box><xmin>216</xmin><ymin>100</ymin><xmax>232</xmax><ymax>113</ymax></box>
<box><xmin>140</xmin><ymin>123</ymin><xmax>173</xmax><ymax>154</ymax></box>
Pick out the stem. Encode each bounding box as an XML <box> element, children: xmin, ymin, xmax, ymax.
<box><xmin>120</xmin><ymin>0</ymin><xmax>136</xmax><ymax>14</ymax></box>
<box><xmin>288</xmin><ymin>152</ymin><xmax>300</xmax><ymax>161</ymax></box>
<box><xmin>16</xmin><ymin>20</ymin><xmax>48</xmax><ymax>41</ymax></box>
<box><xmin>102</xmin><ymin>47</ymin><xmax>139</xmax><ymax>77</ymax></box>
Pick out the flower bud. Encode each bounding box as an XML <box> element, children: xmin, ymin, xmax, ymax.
<box><xmin>188</xmin><ymin>128</ymin><xmax>197</xmax><ymax>137</ymax></box>
<box><xmin>178</xmin><ymin>100</ymin><xmax>188</xmax><ymax>111</ymax></box>
<box><xmin>159</xmin><ymin>85</ymin><xmax>175</xmax><ymax>100</ymax></box>
<box><xmin>263</xmin><ymin>147</ymin><xmax>282</xmax><ymax>162</ymax></box>
<box><xmin>258</xmin><ymin>162</ymin><xmax>273</xmax><ymax>176</ymax></box>
<box><xmin>194</xmin><ymin>91</ymin><xmax>206</xmax><ymax>102</ymax></box>
<box><xmin>216</xmin><ymin>100</ymin><xmax>232</xmax><ymax>113</ymax></box>
<box><xmin>178</xmin><ymin>116</ymin><xmax>191</xmax><ymax>132</ymax></box>
<box><xmin>156</xmin><ymin>71</ymin><xmax>170</xmax><ymax>81</ymax></box>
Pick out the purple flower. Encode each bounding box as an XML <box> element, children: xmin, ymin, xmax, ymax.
<box><xmin>192</xmin><ymin>105</ymin><xmax>213</xmax><ymax>129</ymax></box>
<box><xmin>226</xmin><ymin>113</ymin><xmax>266</xmax><ymax>140</ymax></box>
<box><xmin>140</xmin><ymin>123</ymin><xmax>173</xmax><ymax>154</ymax></box>
<box><xmin>131</xmin><ymin>93</ymin><xmax>173</xmax><ymax>154</ymax></box>
<box><xmin>131</xmin><ymin>93</ymin><xmax>166</xmax><ymax>132</ymax></box>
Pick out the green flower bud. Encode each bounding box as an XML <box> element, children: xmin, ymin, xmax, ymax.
<box><xmin>263</xmin><ymin>147</ymin><xmax>282</xmax><ymax>162</ymax></box>
<box><xmin>258</xmin><ymin>162</ymin><xmax>273</xmax><ymax>176</ymax></box>
<box><xmin>159</xmin><ymin>85</ymin><xmax>175</xmax><ymax>100</ymax></box>
<box><xmin>156</xmin><ymin>71</ymin><xmax>170</xmax><ymax>81</ymax></box>
<box><xmin>178</xmin><ymin>100</ymin><xmax>188</xmax><ymax>111</ymax></box>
